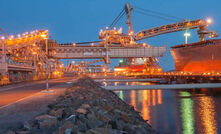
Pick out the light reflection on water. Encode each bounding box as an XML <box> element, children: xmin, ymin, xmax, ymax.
<box><xmin>105</xmin><ymin>81</ymin><xmax>221</xmax><ymax>134</ymax></box>
<box><xmin>198</xmin><ymin>96</ymin><xmax>217</xmax><ymax>134</ymax></box>
<box><xmin>180</xmin><ymin>92</ymin><xmax>195</xmax><ymax>134</ymax></box>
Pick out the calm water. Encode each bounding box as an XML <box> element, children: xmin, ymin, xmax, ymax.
<box><xmin>104</xmin><ymin>81</ymin><xmax>221</xmax><ymax>134</ymax></box>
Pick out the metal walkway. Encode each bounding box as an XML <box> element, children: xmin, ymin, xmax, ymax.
<box><xmin>102</xmin><ymin>83</ymin><xmax>221</xmax><ymax>90</ymax></box>
<box><xmin>48</xmin><ymin>45</ymin><xmax>166</xmax><ymax>59</ymax></box>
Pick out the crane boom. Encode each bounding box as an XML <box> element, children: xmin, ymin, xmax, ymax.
<box><xmin>125</xmin><ymin>3</ymin><xmax>134</xmax><ymax>33</ymax></box>
<box><xmin>99</xmin><ymin>3</ymin><xmax>218</xmax><ymax>46</ymax></box>
<box><xmin>134</xmin><ymin>19</ymin><xmax>218</xmax><ymax>41</ymax></box>
<box><xmin>99</xmin><ymin>19</ymin><xmax>218</xmax><ymax>45</ymax></box>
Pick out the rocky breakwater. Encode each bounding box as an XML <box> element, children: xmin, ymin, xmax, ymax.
<box><xmin>5</xmin><ymin>77</ymin><xmax>156</xmax><ymax>134</ymax></box>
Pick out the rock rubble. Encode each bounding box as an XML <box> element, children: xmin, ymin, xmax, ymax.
<box><xmin>4</xmin><ymin>77</ymin><xmax>156</xmax><ymax>134</ymax></box>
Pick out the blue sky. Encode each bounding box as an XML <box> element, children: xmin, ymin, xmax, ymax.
<box><xmin>1</xmin><ymin>0</ymin><xmax>221</xmax><ymax>70</ymax></box>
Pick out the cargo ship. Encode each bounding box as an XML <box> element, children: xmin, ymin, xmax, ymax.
<box><xmin>170</xmin><ymin>39</ymin><xmax>221</xmax><ymax>73</ymax></box>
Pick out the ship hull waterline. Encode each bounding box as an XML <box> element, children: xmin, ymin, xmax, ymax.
<box><xmin>170</xmin><ymin>39</ymin><xmax>221</xmax><ymax>73</ymax></box>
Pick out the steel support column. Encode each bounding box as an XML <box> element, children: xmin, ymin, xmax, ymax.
<box><xmin>1</xmin><ymin>39</ymin><xmax>9</xmax><ymax>84</ymax></box>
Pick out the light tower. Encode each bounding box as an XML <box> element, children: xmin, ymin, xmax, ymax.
<box><xmin>184</xmin><ymin>30</ymin><xmax>190</xmax><ymax>44</ymax></box>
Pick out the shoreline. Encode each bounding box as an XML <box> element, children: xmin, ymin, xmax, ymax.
<box><xmin>5</xmin><ymin>77</ymin><xmax>156</xmax><ymax>134</ymax></box>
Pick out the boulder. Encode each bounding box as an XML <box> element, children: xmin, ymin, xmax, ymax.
<box><xmin>49</xmin><ymin>108</ymin><xmax>64</xmax><ymax>119</ymax></box>
<box><xmin>81</xmin><ymin>104</ymin><xmax>90</xmax><ymax>109</ymax></box>
<box><xmin>86</xmin><ymin>112</ymin><xmax>97</xmax><ymax>120</ymax></box>
<box><xmin>3</xmin><ymin>130</ymin><xmax>15</xmax><ymax>134</ymax></box>
<box><xmin>66</xmin><ymin>114</ymin><xmax>76</xmax><ymax>123</ymax></box>
<box><xmin>54</xmin><ymin>121</ymin><xmax>73</xmax><ymax>134</ymax></box>
<box><xmin>65</xmin><ymin>128</ymin><xmax>72</xmax><ymax>134</ymax></box>
<box><xmin>76</xmin><ymin>108</ymin><xmax>87</xmax><ymax>114</ymax></box>
<box><xmin>76</xmin><ymin>121</ymin><xmax>88</xmax><ymax>132</ymax></box>
<box><xmin>22</xmin><ymin>121</ymin><xmax>31</xmax><ymax>131</ymax></box>
<box><xmin>5</xmin><ymin>77</ymin><xmax>156</xmax><ymax>134</ymax></box>
<box><xmin>35</xmin><ymin>114</ymin><xmax>57</xmax><ymax>129</ymax></box>
<box><xmin>85</xmin><ymin>128</ymin><xmax>118</xmax><ymax>134</ymax></box>
<box><xmin>115</xmin><ymin>120</ymin><xmax>125</xmax><ymax>130</ymax></box>
<box><xmin>15</xmin><ymin>130</ymin><xmax>30</xmax><ymax>134</ymax></box>
<box><xmin>120</xmin><ymin>114</ymin><xmax>131</xmax><ymax>123</ymax></box>
<box><xmin>86</xmin><ymin>119</ymin><xmax>104</xmax><ymax>129</ymax></box>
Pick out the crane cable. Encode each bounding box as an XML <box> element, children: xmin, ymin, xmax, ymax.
<box><xmin>109</xmin><ymin>4</ymin><xmax>185</xmax><ymax>29</ymax></box>
<box><xmin>75</xmin><ymin>8</ymin><xmax>126</xmax><ymax>45</ymax></box>
<box><xmin>134</xmin><ymin>10</ymin><xmax>178</xmax><ymax>22</ymax></box>
<box><xmin>133</xmin><ymin>6</ymin><xmax>185</xmax><ymax>22</ymax></box>
<box><xmin>109</xmin><ymin>8</ymin><xmax>126</xmax><ymax>28</ymax></box>
<box><xmin>111</xmin><ymin>11</ymin><xmax>125</xmax><ymax>28</ymax></box>
<box><xmin>66</xmin><ymin>5</ymin><xmax>184</xmax><ymax>46</ymax></box>
<box><xmin>0</xmin><ymin>27</ymin><xmax>8</xmax><ymax>39</ymax></box>
<box><xmin>75</xmin><ymin>40</ymin><xmax>102</xmax><ymax>45</ymax></box>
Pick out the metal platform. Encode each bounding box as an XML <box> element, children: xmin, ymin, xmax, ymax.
<box><xmin>49</xmin><ymin>46</ymin><xmax>166</xmax><ymax>59</ymax></box>
<box><xmin>102</xmin><ymin>83</ymin><xmax>221</xmax><ymax>90</ymax></box>
<box><xmin>0</xmin><ymin>63</ymin><xmax>34</xmax><ymax>72</ymax></box>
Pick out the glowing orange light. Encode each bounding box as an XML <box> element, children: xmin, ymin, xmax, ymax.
<box><xmin>114</xmin><ymin>68</ymin><xmax>127</xmax><ymax>72</ymax></box>
<box><xmin>147</xmin><ymin>90</ymin><xmax>151</xmax><ymax>105</ymax></box>
<box><xmin>126</xmin><ymin>82</ymin><xmax>128</xmax><ymax>86</ymax></box>
<box><xmin>206</xmin><ymin>18</ymin><xmax>212</xmax><ymax>24</ymax></box>
<box><xmin>142</xmin><ymin>43</ymin><xmax>146</xmax><ymax>47</ymax></box>
<box><xmin>114</xmin><ymin>82</ymin><xmax>118</xmax><ymax>86</ymax></box>
<box><xmin>32</xmin><ymin>52</ymin><xmax>37</xmax><ymax>55</ymax></box>
<box><xmin>142</xmin><ymin>90</ymin><xmax>150</xmax><ymax>122</ymax></box>
<box><xmin>129</xmin><ymin>31</ymin><xmax>134</xmax><ymax>35</ymax></box>
<box><xmin>199</xmin><ymin>97</ymin><xmax>217</xmax><ymax>134</ymax></box>
<box><xmin>1</xmin><ymin>36</ymin><xmax>5</xmax><ymax>40</ymax></box>
<box><xmin>157</xmin><ymin>89</ymin><xmax>162</xmax><ymax>104</ymax></box>
<box><xmin>152</xmin><ymin>90</ymin><xmax>156</xmax><ymax>106</ymax></box>
<box><xmin>104</xmin><ymin>82</ymin><xmax>107</xmax><ymax>86</ymax></box>
<box><xmin>10</xmin><ymin>35</ymin><xmax>14</xmax><ymax>39</ymax></box>
<box><xmin>102</xmin><ymin>68</ymin><xmax>106</xmax><ymax>72</ymax></box>
<box><xmin>40</xmin><ymin>34</ymin><xmax>47</xmax><ymax>39</ymax></box>
<box><xmin>130</xmin><ymin>90</ymin><xmax>137</xmax><ymax>110</ymax></box>
<box><xmin>59</xmin><ymin>65</ymin><xmax>63</xmax><ymax>68</ymax></box>
<box><xmin>72</xmin><ymin>43</ymin><xmax>76</xmax><ymax>46</ymax></box>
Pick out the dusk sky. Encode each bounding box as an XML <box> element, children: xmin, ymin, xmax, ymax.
<box><xmin>1</xmin><ymin>0</ymin><xmax>221</xmax><ymax>70</ymax></box>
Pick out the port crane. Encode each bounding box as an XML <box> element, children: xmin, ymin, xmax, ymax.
<box><xmin>99</xmin><ymin>3</ymin><xmax>218</xmax><ymax>46</ymax></box>
<box><xmin>99</xmin><ymin>3</ymin><xmax>218</xmax><ymax>73</ymax></box>
<box><xmin>0</xmin><ymin>29</ymin><xmax>62</xmax><ymax>84</ymax></box>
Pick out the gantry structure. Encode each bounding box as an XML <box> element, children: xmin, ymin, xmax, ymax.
<box><xmin>0</xmin><ymin>28</ymin><xmax>166</xmax><ymax>85</ymax></box>
<box><xmin>0</xmin><ymin>30</ymin><xmax>63</xmax><ymax>84</ymax></box>
<box><xmin>0</xmin><ymin>3</ymin><xmax>218</xmax><ymax>84</ymax></box>
<box><xmin>58</xmin><ymin>3</ymin><xmax>217</xmax><ymax>74</ymax></box>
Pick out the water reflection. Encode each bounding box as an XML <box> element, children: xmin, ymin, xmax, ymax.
<box><xmin>152</xmin><ymin>90</ymin><xmax>156</xmax><ymax>106</ymax></box>
<box><xmin>114</xmin><ymin>82</ymin><xmax>118</xmax><ymax>86</ymax></box>
<box><xmin>103</xmin><ymin>82</ymin><xmax>107</xmax><ymax>86</ymax></box>
<box><xmin>138</xmin><ymin>90</ymin><xmax>143</xmax><ymax>103</ymax></box>
<box><xmin>128</xmin><ymin>89</ymin><xmax>163</xmax><ymax>124</ymax></box>
<box><xmin>198</xmin><ymin>96</ymin><xmax>217</xmax><ymax>134</ymax></box>
<box><xmin>112</xmin><ymin>81</ymin><xmax>220</xmax><ymax>134</ymax></box>
<box><xmin>157</xmin><ymin>90</ymin><xmax>162</xmax><ymax>104</ymax></box>
<box><xmin>180</xmin><ymin>92</ymin><xmax>195</xmax><ymax>134</ymax></box>
<box><xmin>126</xmin><ymin>82</ymin><xmax>129</xmax><ymax>86</ymax></box>
<box><xmin>119</xmin><ymin>90</ymin><xmax>124</xmax><ymax>100</ymax></box>
<box><xmin>142</xmin><ymin>90</ymin><xmax>150</xmax><ymax>122</ymax></box>
<box><xmin>130</xmin><ymin>90</ymin><xmax>137</xmax><ymax>110</ymax></box>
